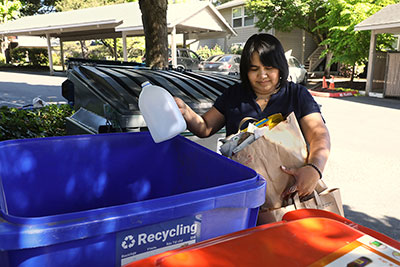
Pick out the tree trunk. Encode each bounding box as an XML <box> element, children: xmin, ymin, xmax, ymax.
<box><xmin>139</xmin><ymin>0</ymin><xmax>168</xmax><ymax>68</ymax></box>
<box><xmin>350</xmin><ymin>64</ymin><xmax>356</xmax><ymax>82</ymax></box>
<box><xmin>323</xmin><ymin>48</ymin><xmax>332</xmax><ymax>77</ymax></box>
<box><xmin>101</xmin><ymin>39</ymin><xmax>120</xmax><ymax>59</ymax></box>
<box><xmin>79</xmin><ymin>40</ymin><xmax>89</xmax><ymax>59</ymax></box>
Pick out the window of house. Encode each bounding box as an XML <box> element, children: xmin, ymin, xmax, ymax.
<box><xmin>244</xmin><ymin>7</ymin><xmax>254</xmax><ymax>26</ymax></box>
<box><xmin>232</xmin><ymin>7</ymin><xmax>242</xmax><ymax>27</ymax></box>
<box><xmin>232</xmin><ymin>6</ymin><xmax>254</xmax><ymax>28</ymax></box>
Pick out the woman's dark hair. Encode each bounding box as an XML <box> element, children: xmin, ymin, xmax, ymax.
<box><xmin>240</xmin><ymin>33</ymin><xmax>289</xmax><ymax>89</ymax></box>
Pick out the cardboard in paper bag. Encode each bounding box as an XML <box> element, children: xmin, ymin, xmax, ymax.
<box><xmin>231</xmin><ymin>112</ymin><xmax>309</xmax><ymax>209</ymax></box>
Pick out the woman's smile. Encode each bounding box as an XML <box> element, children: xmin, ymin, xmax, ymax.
<box><xmin>257</xmin><ymin>79</ymin><xmax>271</xmax><ymax>86</ymax></box>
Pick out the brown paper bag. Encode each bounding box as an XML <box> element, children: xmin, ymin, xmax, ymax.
<box><xmin>231</xmin><ymin>112</ymin><xmax>326</xmax><ymax>209</ymax></box>
<box><xmin>257</xmin><ymin>188</ymin><xmax>344</xmax><ymax>223</ymax></box>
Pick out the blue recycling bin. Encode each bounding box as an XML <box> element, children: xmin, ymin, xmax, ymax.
<box><xmin>0</xmin><ymin>132</ymin><xmax>265</xmax><ymax>267</ymax></box>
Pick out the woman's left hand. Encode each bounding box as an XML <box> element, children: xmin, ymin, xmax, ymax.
<box><xmin>280</xmin><ymin>165</ymin><xmax>320</xmax><ymax>199</ymax></box>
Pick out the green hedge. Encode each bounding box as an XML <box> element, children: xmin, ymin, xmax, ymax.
<box><xmin>0</xmin><ymin>104</ymin><xmax>74</xmax><ymax>141</ymax></box>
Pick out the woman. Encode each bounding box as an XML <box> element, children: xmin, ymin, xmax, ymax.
<box><xmin>175</xmin><ymin>33</ymin><xmax>330</xmax><ymax>198</ymax></box>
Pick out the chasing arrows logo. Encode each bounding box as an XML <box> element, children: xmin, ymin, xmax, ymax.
<box><xmin>121</xmin><ymin>235</ymin><xmax>135</xmax><ymax>249</ymax></box>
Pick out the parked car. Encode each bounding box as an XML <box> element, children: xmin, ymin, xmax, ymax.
<box><xmin>198</xmin><ymin>54</ymin><xmax>223</xmax><ymax>70</ymax></box>
<box><xmin>199</xmin><ymin>54</ymin><xmax>241</xmax><ymax>74</ymax></box>
<box><xmin>287</xmin><ymin>55</ymin><xmax>308</xmax><ymax>85</ymax></box>
<box><xmin>142</xmin><ymin>48</ymin><xmax>202</xmax><ymax>71</ymax></box>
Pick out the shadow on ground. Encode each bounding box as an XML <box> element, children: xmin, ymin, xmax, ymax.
<box><xmin>0</xmin><ymin>81</ymin><xmax>65</xmax><ymax>108</ymax></box>
<box><xmin>344</xmin><ymin>205</ymin><xmax>400</xmax><ymax>241</ymax></box>
<box><xmin>0</xmin><ymin>67</ymin><xmax>67</xmax><ymax>77</ymax></box>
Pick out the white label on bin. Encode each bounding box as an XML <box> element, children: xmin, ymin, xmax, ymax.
<box><xmin>313</xmin><ymin>235</ymin><xmax>400</xmax><ymax>266</ymax></box>
<box><xmin>115</xmin><ymin>215</ymin><xmax>202</xmax><ymax>266</ymax></box>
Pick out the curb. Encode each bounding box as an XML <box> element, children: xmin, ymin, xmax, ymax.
<box><xmin>308</xmin><ymin>89</ymin><xmax>359</xmax><ymax>98</ymax></box>
<box><xmin>307</xmin><ymin>83</ymin><xmax>359</xmax><ymax>98</ymax></box>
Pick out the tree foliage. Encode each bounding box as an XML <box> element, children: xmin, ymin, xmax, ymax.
<box><xmin>0</xmin><ymin>0</ymin><xmax>22</xmax><ymax>23</ymax></box>
<box><xmin>247</xmin><ymin>0</ymin><xmax>329</xmax><ymax>45</ymax></box>
<box><xmin>18</xmin><ymin>0</ymin><xmax>136</xmax><ymax>15</ymax></box>
<box><xmin>54</xmin><ymin>0</ymin><xmax>132</xmax><ymax>11</ymax></box>
<box><xmin>247</xmin><ymin>0</ymin><xmax>399</xmax><ymax>78</ymax></box>
<box><xmin>319</xmin><ymin>0</ymin><xmax>398</xmax><ymax>73</ymax></box>
<box><xmin>19</xmin><ymin>0</ymin><xmax>56</xmax><ymax>15</ymax></box>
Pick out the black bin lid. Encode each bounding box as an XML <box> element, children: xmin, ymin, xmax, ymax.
<box><xmin>67</xmin><ymin>59</ymin><xmax>240</xmax><ymax>116</ymax></box>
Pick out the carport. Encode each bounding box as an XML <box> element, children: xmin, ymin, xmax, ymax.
<box><xmin>355</xmin><ymin>3</ymin><xmax>400</xmax><ymax>97</ymax></box>
<box><xmin>0</xmin><ymin>2</ymin><xmax>236</xmax><ymax>75</ymax></box>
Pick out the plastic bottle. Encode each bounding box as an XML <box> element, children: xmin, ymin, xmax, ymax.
<box><xmin>139</xmin><ymin>81</ymin><xmax>187</xmax><ymax>143</ymax></box>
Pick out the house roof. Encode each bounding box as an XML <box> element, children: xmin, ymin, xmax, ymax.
<box><xmin>216</xmin><ymin>0</ymin><xmax>246</xmax><ymax>10</ymax></box>
<box><xmin>354</xmin><ymin>3</ymin><xmax>400</xmax><ymax>34</ymax></box>
<box><xmin>0</xmin><ymin>2</ymin><xmax>236</xmax><ymax>41</ymax></box>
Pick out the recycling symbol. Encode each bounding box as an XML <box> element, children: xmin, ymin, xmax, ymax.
<box><xmin>121</xmin><ymin>235</ymin><xmax>135</xmax><ymax>249</ymax></box>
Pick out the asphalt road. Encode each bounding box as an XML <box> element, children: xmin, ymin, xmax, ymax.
<box><xmin>1</xmin><ymin>70</ymin><xmax>399</xmax><ymax>241</ymax></box>
<box><xmin>315</xmin><ymin>95</ymin><xmax>400</xmax><ymax>241</ymax></box>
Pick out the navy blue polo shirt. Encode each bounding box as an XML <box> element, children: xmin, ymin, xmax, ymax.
<box><xmin>214</xmin><ymin>81</ymin><xmax>321</xmax><ymax>136</ymax></box>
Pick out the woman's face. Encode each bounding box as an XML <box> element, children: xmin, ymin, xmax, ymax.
<box><xmin>248</xmin><ymin>52</ymin><xmax>280</xmax><ymax>96</ymax></box>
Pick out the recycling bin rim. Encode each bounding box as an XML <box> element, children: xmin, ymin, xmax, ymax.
<box><xmin>1</xmin><ymin>172</ymin><xmax>264</xmax><ymax>224</ymax></box>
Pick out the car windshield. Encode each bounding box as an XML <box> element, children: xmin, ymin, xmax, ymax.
<box><xmin>218</xmin><ymin>56</ymin><xmax>233</xmax><ymax>62</ymax></box>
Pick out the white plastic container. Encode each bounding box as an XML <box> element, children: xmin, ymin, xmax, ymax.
<box><xmin>139</xmin><ymin>81</ymin><xmax>187</xmax><ymax>143</ymax></box>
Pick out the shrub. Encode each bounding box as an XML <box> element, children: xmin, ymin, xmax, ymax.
<box><xmin>196</xmin><ymin>44</ymin><xmax>224</xmax><ymax>60</ymax></box>
<box><xmin>0</xmin><ymin>53</ymin><xmax>6</xmax><ymax>64</ymax></box>
<box><xmin>11</xmin><ymin>47</ymin><xmax>48</xmax><ymax>66</ymax></box>
<box><xmin>10</xmin><ymin>47</ymin><xmax>28</xmax><ymax>64</ymax></box>
<box><xmin>52</xmin><ymin>51</ymin><xmax>61</xmax><ymax>66</ymax></box>
<box><xmin>229</xmin><ymin>44</ymin><xmax>243</xmax><ymax>55</ymax></box>
<box><xmin>28</xmin><ymin>48</ymin><xmax>48</xmax><ymax>65</ymax></box>
<box><xmin>0</xmin><ymin>104</ymin><xmax>74</xmax><ymax>141</ymax></box>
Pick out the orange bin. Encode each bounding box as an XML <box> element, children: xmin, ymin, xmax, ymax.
<box><xmin>124</xmin><ymin>210</ymin><xmax>400</xmax><ymax>267</ymax></box>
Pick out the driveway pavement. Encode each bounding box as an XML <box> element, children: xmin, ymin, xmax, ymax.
<box><xmin>0</xmin><ymin>70</ymin><xmax>67</xmax><ymax>108</ymax></box>
<box><xmin>1</xmin><ymin>70</ymin><xmax>399</xmax><ymax>241</ymax></box>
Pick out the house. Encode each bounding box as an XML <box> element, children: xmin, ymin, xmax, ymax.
<box><xmin>355</xmin><ymin>3</ymin><xmax>400</xmax><ymax>98</ymax></box>
<box><xmin>198</xmin><ymin>0</ymin><xmax>321</xmax><ymax>72</ymax></box>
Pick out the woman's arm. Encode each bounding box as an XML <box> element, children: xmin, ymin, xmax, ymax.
<box><xmin>281</xmin><ymin>112</ymin><xmax>331</xmax><ymax>198</ymax></box>
<box><xmin>175</xmin><ymin>97</ymin><xmax>225</xmax><ymax>138</ymax></box>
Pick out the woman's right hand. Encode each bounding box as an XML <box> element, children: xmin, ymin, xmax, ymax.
<box><xmin>174</xmin><ymin>97</ymin><xmax>225</xmax><ymax>138</ymax></box>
